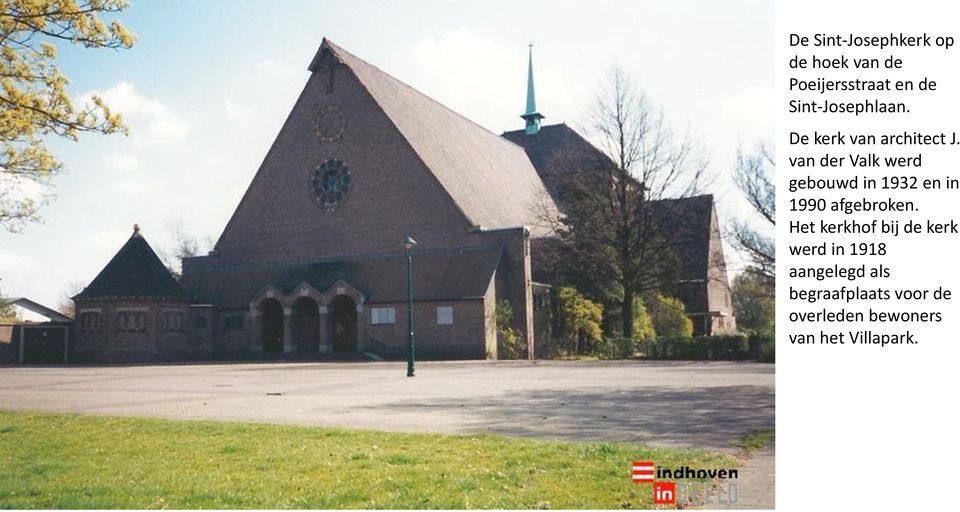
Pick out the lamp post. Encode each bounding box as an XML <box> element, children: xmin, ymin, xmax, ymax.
<box><xmin>403</xmin><ymin>236</ymin><xmax>417</xmax><ymax>377</ymax></box>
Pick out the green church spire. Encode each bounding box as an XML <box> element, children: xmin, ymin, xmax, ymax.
<box><xmin>520</xmin><ymin>43</ymin><xmax>544</xmax><ymax>135</ymax></box>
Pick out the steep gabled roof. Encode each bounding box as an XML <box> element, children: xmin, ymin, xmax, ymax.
<box><xmin>316</xmin><ymin>40</ymin><xmax>558</xmax><ymax>235</ymax></box>
<box><xmin>74</xmin><ymin>227</ymin><xmax>184</xmax><ymax>301</ymax></box>
<box><xmin>651</xmin><ymin>194</ymin><xmax>731</xmax><ymax>315</ymax></box>
<box><xmin>651</xmin><ymin>194</ymin><xmax>716</xmax><ymax>279</ymax></box>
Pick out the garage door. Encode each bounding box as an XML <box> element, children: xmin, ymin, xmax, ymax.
<box><xmin>23</xmin><ymin>327</ymin><xmax>67</xmax><ymax>364</ymax></box>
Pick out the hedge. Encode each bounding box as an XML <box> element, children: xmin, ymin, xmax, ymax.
<box><xmin>594</xmin><ymin>337</ymin><xmax>636</xmax><ymax>359</ymax></box>
<box><xmin>643</xmin><ymin>334</ymin><xmax>774</xmax><ymax>362</ymax></box>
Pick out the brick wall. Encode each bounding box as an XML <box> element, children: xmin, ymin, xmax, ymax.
<box><xmin>212</xmin><ymin>57</ymin><xmax>478</xmax><ymax>265</ymax></box>
<box><xmin>73</xmin><ymin>299</ymin><xmax>211</xmax><ymax>363</ymax></box>
<box><xmin>361</xmin><ymin>299</ymin><xmax>488</xmax><ymax>360</ymax></box>
<box><xmin>470</xmin><ymin>227</ymin><xmax>535</xmax><ymax>358</ymax></box>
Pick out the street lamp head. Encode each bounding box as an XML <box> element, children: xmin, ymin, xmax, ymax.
<box><xmin>402</xmin><ymin>236</ymin><xmax>417</xmax><ymax>251</ymax></box>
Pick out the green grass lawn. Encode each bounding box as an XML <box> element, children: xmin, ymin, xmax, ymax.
<box><xmin>732</xmin><ymin>429</ymin><xmax>775</xmax><ymax>454</ymax></box>
<box><xmin>0</xmin><ymin>410</ymin><xmax>738</xmax><ymax>509</ymax></box>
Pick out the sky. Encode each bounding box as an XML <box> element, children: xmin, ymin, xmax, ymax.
<box><xmin>0</xmin><ymin>0</ymin><xmax>773</xmax><ymax>310</ymax></box>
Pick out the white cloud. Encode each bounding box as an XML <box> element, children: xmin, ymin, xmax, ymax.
<box><xmin>102</xmin><ymin>152</ymin><xmax>140</xmax><ymax>173</ymax></box>
<box><xmin>258</xmin><ymin>59</ymin><xmax>300</xmax><ymax>79</ymax></box>
<box><xmin>721</xmin><ymin>85</ymin><xmax>775</xmax><ymax>127</ymax></box>
<box><xmin>223</xmin><ymin>99</ymin><xmax>256</xmax><ymax>123</ymax></box>
<box><xmin>100</xmin><ymin>151</ymin><xmax>161</xmax><ymax>197</ymax></box>
<box><xmin>84</xmin><ymin>228</ymin><xmax>130</xmax><ymax>255</ymax></box>
<box><xmin>81</xmin><ymin>81</ymin><xmax>191</xmax><ymax>146</ymax></box>
<box><xmin>0</xmin><ymin>250</ymin><xmax>38</xmax><ymax>274</ymax></box>
<box><xmin>109</xmin><ymin>179</ymin><xmax>156</xmax><ymax>196</ymax></box>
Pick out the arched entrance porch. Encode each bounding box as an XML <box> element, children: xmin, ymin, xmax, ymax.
<box><xmin>329</xmin><ymin>295</ymin><xmax>357</xmax><ymax>353</ymax></box>
<box><xmin>260</xmin><ymin>298</ymin><xmax>284</xmax><ymax>353</ymax></box>
<box><xmin>292</xmin><ymin>297</ymin><xmax>320</xmax><ymax>352</ymax></box>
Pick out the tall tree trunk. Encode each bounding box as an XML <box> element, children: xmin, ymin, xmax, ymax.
<box><xmin>601</xmin><ymin>302</ymin><xmax>619</xmax><ymax>337</ymax></box>
<box><xmin>621</xmin><ymin>288</ymin><xmax>635</xmax><ymax>340</ymax></box>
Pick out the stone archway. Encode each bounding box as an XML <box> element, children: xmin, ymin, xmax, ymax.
<box><xmin>292</xmin><ymin>297</ymin><xmax>320</xmax><ymax>353</ymax></box>
<box><xmin>329</xmin><ymin>295</ymin><xmax>358</xmax><ymax>353</ymax></box>
<box><xmin>261</xmin><ymin>298</ymin><xmax>284</xmax><ymax>353</ymax></box>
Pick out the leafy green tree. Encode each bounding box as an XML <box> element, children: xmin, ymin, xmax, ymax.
<box><xmin>732</xmin><ymin>268</ymin><xmax>775</xmax><ymax>334</ymax></box>
<box><xmin>647</xmin><ymin>294</ymin><xmax>693</xmax><ymax>337</ymax></box>
<box><xmin>555</xmin><ymin>286</ymin><xmax>603</xmax><ymax>354</ymax></box>
<box><xmin>1</xmin><ymin>0</ymin><xmax>135</xmax><ymax>231</ymax></box>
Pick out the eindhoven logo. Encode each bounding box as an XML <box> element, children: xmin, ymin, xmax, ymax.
<box><xmin>632</xmin><ymin>460</ymin><xmax>739</xmax><ymax>506</ymax></box>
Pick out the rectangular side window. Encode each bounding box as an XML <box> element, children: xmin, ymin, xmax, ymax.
<box><xmin>223</xmin><ymin>314</ymin><xmax>243</xmax><ymax>331</ymax></box>
<box><xmin>437</xmin><ymin>306</ymin><xmax>453</xmax><ymax>325</ymax></box>
<box><xmin>371</xmin><ymin>307</ymin><xmax>396</xmax><ymax>325</ymax></box>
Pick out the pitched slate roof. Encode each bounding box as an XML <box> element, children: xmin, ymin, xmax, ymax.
<box><xmin>181</xmin><ymin>246</ymin><xmax>501</xmax><ymax>309</ymax></box>
<box><xmin>74</xmin><ymin>227</ymin><xmax>184</xmax><ymax>300</ymax></box>
<box><xmin>503</xmin><ymin>123</ymin><xmax>620</xmax><ymax>211</ymax></box>
<box><xmin>315</xmin><ymin>40</ymin><xmax>558</xmax><ymax>236</ymax></box>
<box><xmin>502</xmin><ymin>123</ymin><xmax>614</xmax><ymax>179</ymax></box>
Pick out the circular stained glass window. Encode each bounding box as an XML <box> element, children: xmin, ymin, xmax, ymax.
<box><xmin>311</xmin><ymin>159</ymin><xmax>351</xmax><ymax>210</ymax></box>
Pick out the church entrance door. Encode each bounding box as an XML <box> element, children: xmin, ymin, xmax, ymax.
<box><xmin>261</xmin><ymin>299</ymin><xmax>284</xmax><ymax>353</ymax></box>
<box><xmin>330</xmin><ymin>295</ymin><xmax>357</xmax><ymax>352</ymax></box>
<box><xmin>292</xmin><ymin>297</ymin><xmax>320</xmax><ymax>352</ymax></box>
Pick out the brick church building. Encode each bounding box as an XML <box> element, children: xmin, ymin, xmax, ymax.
<box><xmin>71</xmin><ymin>39</ymin><xmax>733</xmax><ymax>363</ymax></box>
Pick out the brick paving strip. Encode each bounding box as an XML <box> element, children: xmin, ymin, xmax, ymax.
<box><xmin>712</xmin><ymin>442</ymin><xmax>775</xmax><ymax>510</ymax></box>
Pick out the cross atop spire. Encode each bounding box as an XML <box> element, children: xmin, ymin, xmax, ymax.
<box><xmin>521</xmin><ymin>43</ymin><xmax>544</xmax><ymax>135</ymax></box>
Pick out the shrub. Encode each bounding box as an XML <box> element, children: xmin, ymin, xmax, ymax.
<box><xmin>647</xmin><ymin>295</ymin><xmax>693</xmax><ymax>337</ymax></box>
<box><xmin>709</xmin><ymin>334</ymin><xmax>752</xmax><ymax>359</ymax></box>
<box><xmin>758</xmin><ymin>340</ymin><xmax>775</xmax><ymax>363</ymax></box>
<box><xmin>646</xmin><ymin>334</ymin><xmax>752</xmax><ymax>360</ymax></box>
<box><xmin>732</xmin><ymin>270</ymin><xmax>775</xmax><ymax>335</ymax></box>
<box><xmin>555</xmin><ymin>287</ymin><xmax>603</xmax><ymax>354</ymax></box>
<box><xmin>751</xmin><ymin>333</ymin><xmax>775</xmax><ymax>363</ymax></box>
<box><xmin>632</xmin><ymin>297</ymin><xmax>656</xmax><ymax>342</ymax></box>
<box><xmin>496</xmin><ymin>300</ymin><xmax>525</xmax><ymax>359</ymax></box>
<box><xmin>594</xmin><ymin>337</ymin><xmax>637</xmax><ymax>360</ymax></box>
<box><xmin>647</xmin><ymin>336</ymin><xmax>698</xmax><ymax>360</ymax></box>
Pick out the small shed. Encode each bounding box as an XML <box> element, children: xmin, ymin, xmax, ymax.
<box><xmin>0</xmin><ymin>298</ymin><xmax>74</xmax><ymax>364</ymax></box>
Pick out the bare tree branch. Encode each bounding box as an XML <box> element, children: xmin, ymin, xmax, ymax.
<box><xmin>538</xmin><ymin>66</ymin><xmax>713</xmax><ymax>338</ymax></box>
<box><xmin>731</xmin><ymin>141</ymin><xmax>775</xmax><ymax>282</ymax></box>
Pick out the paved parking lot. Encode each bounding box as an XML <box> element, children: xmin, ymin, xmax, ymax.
<box><xmin>0</xmin><ymin>360</ymin><xmax>774</xmax><ymax>451</ymax></box>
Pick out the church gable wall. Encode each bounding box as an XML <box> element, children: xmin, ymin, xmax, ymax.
<box><xmin>705</xmin><ymin>207</ymin><xmax>736</xmax><ymax>333</ymax></box>
<box><xmin>212</xmin><ymin>58</ymin><xmax>474</xmax><ymax>265</ymax></box>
